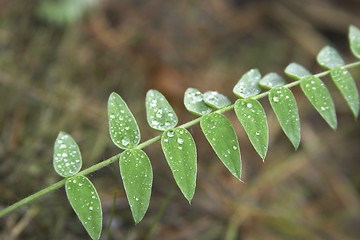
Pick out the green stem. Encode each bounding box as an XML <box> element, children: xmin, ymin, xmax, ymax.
<box><xmin>1</xmin><ymin>61</ymin><xmax>359</xmax><ymax>218</ymax></box>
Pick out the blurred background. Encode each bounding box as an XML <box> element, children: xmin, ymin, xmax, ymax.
<box><xmin>1</xmin><ymin>0</ymin><xmax>360</xmax><ymax>239</ymax></box>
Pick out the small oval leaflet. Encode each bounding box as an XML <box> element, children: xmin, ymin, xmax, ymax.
<box><xmin>53</xmin><ymin>131</ymin><xmax>82</xmax><ymax>177</ymax></box>
<box><xmin>203</xmin><ymin>91</ymin><xmax>231</xmax><ymax>109</ymax></box>
<box><xmin>161</xmin><ymin>128</ymin><xmax>197</xmax><ymax>202</ymax></box>
<box><xmin>349</xmin><ymin>25</ymin><xmax>360</xmax><ymax>59</ymax></box>
<box><xmin>120</xmin><ymin>149</ymin><xmax>153</xmax><ymax>224</ymax></box>
<box><xmin>259</xmin><ymin>72</ymin><xmax>286</xmax><ymax>89</ymax></box>
<box><xmin>108</xmin><ymin>92</ymin><xmax>141</xmax><ymax>149</ymax></box>
<box><xmin>330</xmin><ymin>67</ymin><xmax>359</xmax><ymax>118</ymax></box>
<box><xmin>300</xmin><ymin>76</ymin><xmax>337</xmax><ymax>129</ymax></box>
<box><xmin>184</xmin><ymin>88</ymin><xmax>212</xmax><ymax>116</ymax></box>
<box><xmin>234</xmin><ymin>99</ymin><xmax>268</xmax><ymax>160</ymax></box>
<box><xmin>269</xmin><ymin>87</ymin><xmax>301</xmax><ymax>149</ymax></box>
<box><xmin>284</xmin><ymin>63</ymin><xmax>311</xmax><ymax>80</ymax></box>
<box><xmin>146</xmin><ymin>89</ymin><xmax>178</xmax><ymax>131</ymax></box>
<box><xmin>233</xmin><ymin>68</ymin><xmax>262</xmax><ymax>98</ymax></box>
<box><xmin>200</xmin><ymin>113</ymin><xmax>242</xmax><ymax>179</ymax></box>
<box><xmin>65</xmin><ymin>175</ymin><xmax>102</xmax><ymax>240</ymax></box>
<box><xmin>316</xmin><ymin>46</ymin><xmax>345</xmax><ymax>69</ymax></box>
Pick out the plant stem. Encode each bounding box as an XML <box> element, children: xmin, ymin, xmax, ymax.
<box><xmin>1</xmin><ymin>60</ymin><xmax>359</xmax><ymax>218</ymax></box>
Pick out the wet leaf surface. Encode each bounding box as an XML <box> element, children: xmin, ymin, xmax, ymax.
<box><xmin>161</xmin><ymin>128</ymin><xmax>197</xmax><ymax>202</ymax></box>
<box><xmin>284</xmin><ymin>63</ymin><xmax>311</xmax><ymax>80</ymax></box>
<box><xmin>120</xmin><ymin>149</ymin><xmax>153</xmax><ymax>224</ymax></box>
<box><xmin>234</xmin><ymin>99</ymin><xmax>268</xmax><ymax>160</ymax></box>
<box><xmin>259</xmin><ymin>72</ymin><xmax>286</xmax><ymax>89</ymax></box>
<box><xmin>316</xmin><ymin>46</ymin><xmax>344</xmax><ymax>69</ymax></box>
<box><xmin>146</xmin><ymin>89</ymin><xmax>178</xmax><ymax>131</ymax></box>
<box><xmin>66</xmin><ymin>175</ymin><xmax>102</xmax><ymax>240</ymax></box>
<box><xmin>233</xmin><ymin>68</ymin><xmax>262</xmax><ymax>98</ymax></box>
<box><xmin>53</xmin><ymin>132</ymin><xmax>82</xmax><ymax>177</ymax></box>
<box><xmin>330</xmin><ymin>67</ymin><xmax>359</xmax><ymax>118</ymax></box>
<box><xmin>108</xmin><ymin>92</ymin><xmax>140</xmax><ymax>149</ymax></box>
<box><xmin>203</xmin><ymin>91</ymin><xmax>231</xmax><ymax>109</ymax></box>
<box><xmin>200</xmin><ymin>113</ymin><xmax>241</xmax><ymax>179</ymax></box>
<box><xmin>184</xmin><ymin>88</ymin><xmax>212</xmax><ymax>116</ymax></box>
<box><xmin>300</xmin><ymin>76</ymin><xmax>337</xmax><ymax>129</ymax></box>
<box><xmin>269</xmin><ymin>87</ymin><xmax>301</xmax><ymax>149</ymax></box>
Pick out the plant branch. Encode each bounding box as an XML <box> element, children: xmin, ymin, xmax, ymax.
<box><xmin>1</xmin><ymin>60</ymin><xmax>359</xmax><ymax>218</ymax></box>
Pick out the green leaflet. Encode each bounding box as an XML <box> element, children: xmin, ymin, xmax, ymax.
<box><xmin>259</xmin><ymin>72</ymin><xmax>286</xmax><ymax>89</ymax></box>
<box><xmin>53</xmin><ymin>132</ymin><xmax>82</xmax><ymax>177</ymax></box>
<box><xmin>108</xmin><ymin>92</ymin><xmax>140</xmax><ymax>149</ymax></box>
<box><xmin>146</xmin><ymin>89</ymin><xmax>178</xmax><ymax>131</ymax></box>
<box><xmin>284</xmin><ymin>63</ymin><xmax>311</xmax><ymax>80</ymax></box>
<box><xmin>233</xmin><ymin>68</ymin><xmax>262</xmax><ymax>98</ymax></box>
<box><xmin>184</xmin><ymin>88</ymin><xmax>212</xmax><ymax>116</ymax></box>
<box><xmin>269</xmin><ymin>87</ymin><xmax>301</xmax><ymax>149</ymax></box>
<box><xmin>349</xmin><ymin>25</ymin><xmax>360</xmax><ymax>59</ymax></box>
<box><xmin>161</xmin><ymin>128</ymin><xmax>197</xmax><ymax>202</ymax></box>
<box><xmin>65</xmin><ymin>176</ymin><xmax>102</xmax><ymax>240</ymax></box>
<box><xmin>330</xmin><ymin>67</ymin><xmax>359</xmax><ymax>118</ymax></box>
<box><xmin>203</xmin><ymin>91</ymin><xmax>231</xmax><ymax>109</ymax></box>
<box><xmin>200</xmin><ymin>113</ymin><xmax>242</xmax><ymax>179</ymax></box>
<box><xmin>300</xmin><ymin>76</ymin><xmax>337</xmax><ymax>129</ymax></box>
<box><xmin>316</xmin><ymin>46</ymin><xmax>345</xmax><ymax>69</ymax></box>
<box><xmin>120</xmin><ymin>149</ymin><xmax>153</xmax><ymax>224</ymax></box>
<box><xmin>234</xmin><ymin>99</ymin><xmax>268</xmax><ymax>160</ymax></box>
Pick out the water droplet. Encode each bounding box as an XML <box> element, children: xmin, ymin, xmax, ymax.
<box><xmin>177</xmin><ymin>138</ymin><xmax>184</xmax><ymax>144</ymax></box>
<box><xmin>122</xmin><ymin>138</ymin><xmax>129</xmax><ymax>146</ymax></box>
<box><xmin>273</xmin><ymin>96</ymin><xmax>279</xmax><ymax>102</ymax></box>
<box><xmin>167</xmin><ymin>131</ymin><xmax>175</xmax><ymax>138</ymax></box>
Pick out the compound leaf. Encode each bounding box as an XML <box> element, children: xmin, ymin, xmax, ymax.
<box><xmin>184</xmin><ymin>88</ymin><xmax>212</xmax><ymax>116</ymax></box>
<box><xmin>53</xmin><ymin>131</ymin><xmax>82</xmax><ymax>177</ymax></box>
<box><xmin>300</xmin><ymin>76</ymin><xmax>337</xmax><ymax>129</ymax></box>
<box><xmin>120</xmin><ymin>149</ymin><xmax>153</xmax><ymax>224</ymax></box>
<box><xmin>161</xmin><ymin>128</ymin><xmax>197</xmax><ymax>202</ymax></box>
<box><xmin>234</xmin><ymin>99</ymin><xmax>268</xmax><ymax>160</ymax></box>
<box><xmin>200</xmin><ymin>113</ymin><xmax>241</xmax><ymax>179</ymax></box>
<box><xmin>65</xmin><ymin>175</ymin><xmax>102</xmax><ymax>240</ymax></box>
<box><xmin>203</xmin><ymin>91</ymin><xmax>231</xmax><ymax>109</ymax></box>
<box><xmin>233</xmin><ymin>68</ymin><xmax>262</xmax><ymax>98</ymax></box>
<box><xmin>146</xmin><ymin>89</ymin><xmax>178</xmax><ymax>131</ymax></box>
<box><xmin>269</xmin><ymin>87</ymin><xmax>301</xmax><ymax>149</ymax></box>
<box><xmin>330</xmin><ymin>67</ymin><xmax>359</xmax><ymax>118</ymax></box>
<box><xmin>108</xmin><ymin>92</ymin><xmax>140</xmax><ymax>149</ymax></box>
<box><xmin>285</xmin><ymin>63</ymin><xmax>311</xmax><ymax>80</ymax></box>
<box><xmin>259</xmin><ymin>72</ymin><xmax>286</xmax><ymax>89</ymax></box>
<box><xmin>316</xmin><ymin>46</ymin><xmax>345</xmax><ymax>69</ymax></box>
<box><xmin>349</xmin><ymin>25</ymin><xmax>360</xmax><ymax>59</ymax></box>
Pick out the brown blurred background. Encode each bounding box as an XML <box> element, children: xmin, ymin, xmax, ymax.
<box><xmin>1</xmin><ymin>0</ymin><xmax>360</xmax><ymax>239</ymax></box>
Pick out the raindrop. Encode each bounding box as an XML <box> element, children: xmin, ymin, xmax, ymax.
<box><xmin>167</xmin><ymin>131</ymin><xmax>175</xmax><ymax>138</ymax></box>
<box><xmin>122</xmin><ymin>138</ymin><xmax>130</xmax><ymax>146</ymax></box>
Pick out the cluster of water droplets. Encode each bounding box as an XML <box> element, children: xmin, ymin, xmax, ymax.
<box><xmin>146</xmin><ymin>90</ymin><xmax>178</xmax><ymax>131</ymax></box>
<box><xmin>184</xmin><ymin>88</ymin><xmax>212</xmax><ymax>115</ymax></box>
<box><xmin>233</xmin><ymin>69</ymin><xmax>261</xmax><ymax>98</ymax></box>
<box><xmin>54</xmin><ymin>133</ymin><xmax>82</xmax><ymax>177</ymax></box>
<box><xmin>109</xmin><ymin>93</ymin><xmax>140</xmax><ymax>149</ymax></box>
